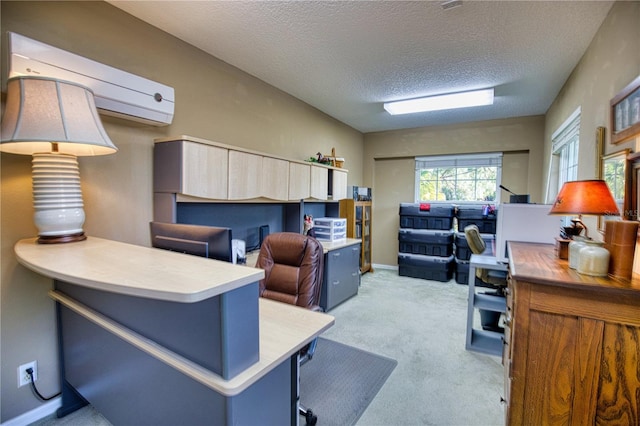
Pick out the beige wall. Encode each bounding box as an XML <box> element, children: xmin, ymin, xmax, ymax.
<box><xmin>544</xmin><ymin>0</ymin><xmax>639</xmax><ymax>237</ymax></box>
<box><xmin>0</xmin><ymin>1</ymin><xmax>363</xmax><ymax>421</ymax></box>
<box><xmin>364</xmin><ymin>116</ymin><xmax>545</xmax><ymax>266</ymax></box>
<box><xmin>2</xmin><ymin>0</ymin><xmax>639</xmax><ymax>422</ymax></box>
<box><xmin>363</xmin><ymin>1</ymin><xmax>640</xmax><ymax>268</ymax></box>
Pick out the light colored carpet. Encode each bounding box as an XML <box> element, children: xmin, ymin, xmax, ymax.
<box><xmin>30</xmin><ymin>269</ymin><xmax>504</xmax><ymax>426</ymax></box>
<box><xmin>322</xmin><ymin>268</ymin><xmax>504</xmax><ymax>426</ymax></box>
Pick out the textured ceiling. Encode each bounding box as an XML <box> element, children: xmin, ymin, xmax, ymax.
<box><xmin>107</xmin><ymin>0</ymin><xmax>614</xmax><ymax>133</ymax></box>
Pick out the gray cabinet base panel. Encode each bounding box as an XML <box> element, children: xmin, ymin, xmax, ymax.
<box><xmin>58</xmin><ymin>305</ymin><xmax>293</xmax><ymax>425</ymax></box>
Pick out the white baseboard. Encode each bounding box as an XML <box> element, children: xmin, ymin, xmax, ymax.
<box><xmin>1</xmin><ymin>397</ymin><xmax>61</xmax><ymax>426</ymax></box>
<box><xmin>371</xmin><ymin>263</ymin><xmax>397</xmax><ymax>271</ymax></box>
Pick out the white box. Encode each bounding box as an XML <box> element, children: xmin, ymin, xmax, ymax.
<box><xmin>495</xmin><ymin>204</ymin><xmax>562</xmax><ymax>262</ymax></box>
<box><xmin>314</xmin><ymin>230</ymin><xmax>346</xmax><ymax>241</ymax></box>
<box><xmin>313</xmin><ymin>217</ymin><xmax>346</xmax><ymax>228</ymax></box>
<box><xmin>313</xmin><ymin>217</ymin><xmax>347</xmax><ymax>241</ymax></box>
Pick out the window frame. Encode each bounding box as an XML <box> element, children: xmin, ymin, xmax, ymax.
<box><xmin>546</xmin><ymin>107</ymin><xmax>581</xmax><ymax>204</ymax></box>
<box><xmin>546</xmin><ymin>108</ymin><xmax>581</xmax><ymax>227</ymax></box>
<box><xmin>414</xmin><ymin>152</ymin><xmax>503</xmax><ymax>204</ymax></box>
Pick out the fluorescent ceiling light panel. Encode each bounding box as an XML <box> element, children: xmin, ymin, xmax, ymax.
<box><xmin>384</xmin><ymin>88</ymin><xmax>494</xmax><ymax>115</ymax></box>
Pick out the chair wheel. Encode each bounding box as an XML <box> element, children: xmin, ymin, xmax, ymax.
<box><xmin>305</xmin><ymin>409</ymin><xmax>317</xmax><ymax>425</ymax></box>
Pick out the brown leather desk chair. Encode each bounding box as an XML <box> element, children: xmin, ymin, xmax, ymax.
<box><xmin>256</xmin><ymin>232</ymin><xmax>324</xmax><ymax>426</ymax></box>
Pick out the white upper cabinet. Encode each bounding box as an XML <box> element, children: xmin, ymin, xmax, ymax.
<box><xmin>181</xmin><ymin>141</ymin><xmax>228</xmax><ymax>199</ymax></box>
<box><xmin>332</xmin><ymin>169</ymin><xmax>348</xmax><ymax>201</ymax></box>
<box><xmin>289</xmin><ymin>162</ymin><xmax>311</xmax><ymax>200</ymax></box>
<box><xmin>310</xmin><ymin>165</ymin><xmax>328</xmax><ymax>200</ymax></box>
<box><xmin>228</xmin><ymin>151</ymin><xmax>262</xmax><ymax>200</ymax></box>
<box><xmin>262</xmin><ymin>157</ymin><xmax>289</xmax><ymax>200</ymax></box>
<box><xmin>154</xmin><ymin>136</ymin><xmax>347</xmax><ymax>202</ymax></box>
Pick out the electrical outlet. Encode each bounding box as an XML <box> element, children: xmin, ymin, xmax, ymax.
<box><xmin>17</xmin><ymin>361</ymin><xmax>37</xmax><ymax>388</ymax></box>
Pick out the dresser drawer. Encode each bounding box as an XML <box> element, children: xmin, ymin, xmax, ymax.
<box><xmin>320</xmin><ymin>244</ymin><xmax>360</xmax><ymax>311</ymax></box>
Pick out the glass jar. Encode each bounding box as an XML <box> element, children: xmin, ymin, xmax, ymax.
<box><xmin>577</xmin><ymin>241</ymin><xmax>610</xmax><ymax>277</ymax></box>
<box><xmin>568</xmin><ymin>237</ymin><xmax>586</xmax><ymax>269</ymax></box>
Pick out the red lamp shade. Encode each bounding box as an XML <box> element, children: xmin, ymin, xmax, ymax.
<box><xmin>549</xmin><ymin>180</ymin><xmax>620</xmax><ymax>216</ymax></box>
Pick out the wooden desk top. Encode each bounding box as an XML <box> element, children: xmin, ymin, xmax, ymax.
<box><xmin>508</xmin><ymin>242</ymin><xmax>640</xmax><ymax>298</ymax></box>
<box><xmin>15</xmin><ymin>237</ymin><xmax>265</xmax><ymax>303</ymax></box>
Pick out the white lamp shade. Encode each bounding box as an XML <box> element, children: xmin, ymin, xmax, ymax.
<box><xmin>1</xmin><ymin>76</ymin><xmax>117</xmax><ymax>243</ymax></box>
<box><xmin>1</xmin><ymin>76</ymin><xmax>117</xmax><ymax>156</ymax></box>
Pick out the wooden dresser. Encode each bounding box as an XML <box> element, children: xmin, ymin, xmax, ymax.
<box><xmin>505</xmin><ymin>242</ymin><xmax>640</xmax><ymax>425</ymax></box>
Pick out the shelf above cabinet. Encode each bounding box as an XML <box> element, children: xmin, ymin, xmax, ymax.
<box><xmin>473</xmin><ymin>293</ymin><xmax>507</xmax><ymax>312</ymax></box>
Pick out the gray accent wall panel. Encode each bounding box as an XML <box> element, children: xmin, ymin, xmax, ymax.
<box><xmin>55</xmin><ymin>280</ymin><xmax>259</xmax><ymax>380</ymax></box>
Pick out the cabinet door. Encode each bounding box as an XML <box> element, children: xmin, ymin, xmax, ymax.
<box><xmin>289</xmin><ymin>162</ymin><xmax>310</xmax><ymax>200</ymax></box>
<box><xmin>361</xmin><ymin>204</ymin><xmax>372</xmax><ymax>272</ymax></box>
<box><xmin>520</xmin><ymin>310</ymin><xmax>578</xmax><ymax>425</ymax></box>
<box><xmin>595</xmin><ymin>322</ymin><xmax>640</xmax><ymax>423</ymax></box>
<box><xmin>332</xmin><ymin>169</ymin><xmax>348</xmax><ymax>200</ymax></box>
<box><xmin>310</xmin><ymin>165</ymin><xmax>328</xmax><ymax>200</ymax></box>
<box><xmin>182</xmin><ymin>141</ymin><xmax>228</xmax><ymax>199</ymax></box>
<box><xmin>321</xmin><ymin>245</ymin><xmax>360</xmax><ymax>310</ymax></box>
<box><xmin>262</xmin><ymin>157</ymin><xmax>289</xmax><ymax>200</ymax></box>
<box><xmin>228</xmin><ymin>151</ymin><xmax>262</xmax><ymax>200</ymax></box>
<box><xmin>347</xmin><ymin>244</ymin><xmax>361</xmax><ymax>284</ymax></box>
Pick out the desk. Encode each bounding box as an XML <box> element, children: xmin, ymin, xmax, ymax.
<box><xmin>504</xmin><ymin>242</ymin><xmax>640</xmax><ymax>425</ymax></box>
<box><xmin>465</xmin><ymin>253</ymin><xmax>507</xmax><ymax>356</ymax></box>
<box><xmin>15</xmin><ymin>237</ymin><xmax>334</xmax><ymax>425</ymax></box>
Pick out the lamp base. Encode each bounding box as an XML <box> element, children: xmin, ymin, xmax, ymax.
<box><xmin>577</xmin><ymin>241</ymin><xmax>610</xmax><ymax>277</ymax></box>
<box><xmin>32</xmin><ymin>152</ymin><xmax>87</xmax><ymax>243</ymax></box>
<box><xmin>37</xmin><ymin>232</ymin><xmax>86</xmax><ymax>244</ymax></box>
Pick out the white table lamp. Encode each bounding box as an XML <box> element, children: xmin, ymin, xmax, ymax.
<box><xmin>1</xmin><ymin>76</ymin><xmax>117</xmax><ymax>243</ymax></box>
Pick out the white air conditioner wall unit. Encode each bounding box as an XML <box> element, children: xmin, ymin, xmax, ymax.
<box><xmin>8</xmin><ymin>32</ymin><xmax>175</xmax><ymax>126</ymax></box>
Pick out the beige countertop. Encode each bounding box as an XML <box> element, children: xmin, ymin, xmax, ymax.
<box><xmin>50</xmin><ymin>290</ymin><xmax>334</xmax><ymax>395</ymax></box>
<box><xmin>317</xmin><ymin>237</ymin><xmax>361</xmax><ymax>252</ymax></box>
<box><xmin>15</xmin><ymin>236</ymin><xmax>334</xmax><ymax>395</ymax></box>
<box><xmin>15</xmin><ymin>236</ymin><xmax>265</xmax><ymax>303</ymax></box>
<box><xmin>245</xmin><ymin>237</ymin><xmax>361</xmax><ymax>266</ymax></box>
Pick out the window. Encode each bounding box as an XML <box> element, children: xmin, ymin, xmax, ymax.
<box><xmin>546</xmin><ymin>108</ymin><xmax>580</xmax><ymax>227</ymax></box>
<box><xmin>546</xmin><ymin>108</ymin><xmax>580</xmax><ymax>204</ymax></box>
<box><xmin>415</xmin><ymin>153</ymin><xmax>503</xmax><ymax>203</ymax></box>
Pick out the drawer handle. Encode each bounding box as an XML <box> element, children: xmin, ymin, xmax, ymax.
<box><xmin>332</xmin><ymin>280</ymin><xmax>340</xmax><ymax>286</ymax></box>
<box><xmin>352</xmin><ymin>272</ymin><xmax>358</xmax><ymax>277</ymax></box>
<box><xmin>333</xmin><ymin>252</ymin><xmax>341</xmax><ymax>257</ymax></box>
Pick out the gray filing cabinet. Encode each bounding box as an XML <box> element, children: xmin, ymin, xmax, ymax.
<box><xmin>320</xmin><ymin>243</ymin><xmax>361</xmax><ymax>311</ymax></box>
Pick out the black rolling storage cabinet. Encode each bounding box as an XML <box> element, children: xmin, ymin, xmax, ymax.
<box><xmin>453</xmin><ymin>204</ymin><xmax>498</xmax><ymax>285</ymax></box>
<box><xmin>456</xmin><ymin>204</ymin><xmax>498</xmax><ymax>234</ymax></box>
<box><xmin>398</xmin><ymin>203</ymin><xmax>455</xmax><ymax>282</ymax></box>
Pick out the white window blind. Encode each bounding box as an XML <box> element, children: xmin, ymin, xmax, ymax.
<box><xmin>415</xmin><ymin>153</ymin><xmax>503</xmax><ymax>170</ymax></box>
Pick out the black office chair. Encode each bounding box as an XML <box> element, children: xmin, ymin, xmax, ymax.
<box><xmin>255</xmin><ymin>232</ymin><xmax>324</xmax><ymax>426</ymax></box>
<box><xmin>464</xmin><ymin>224</ymin><xmax>507</xmax><ymax>332</ymax></box>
